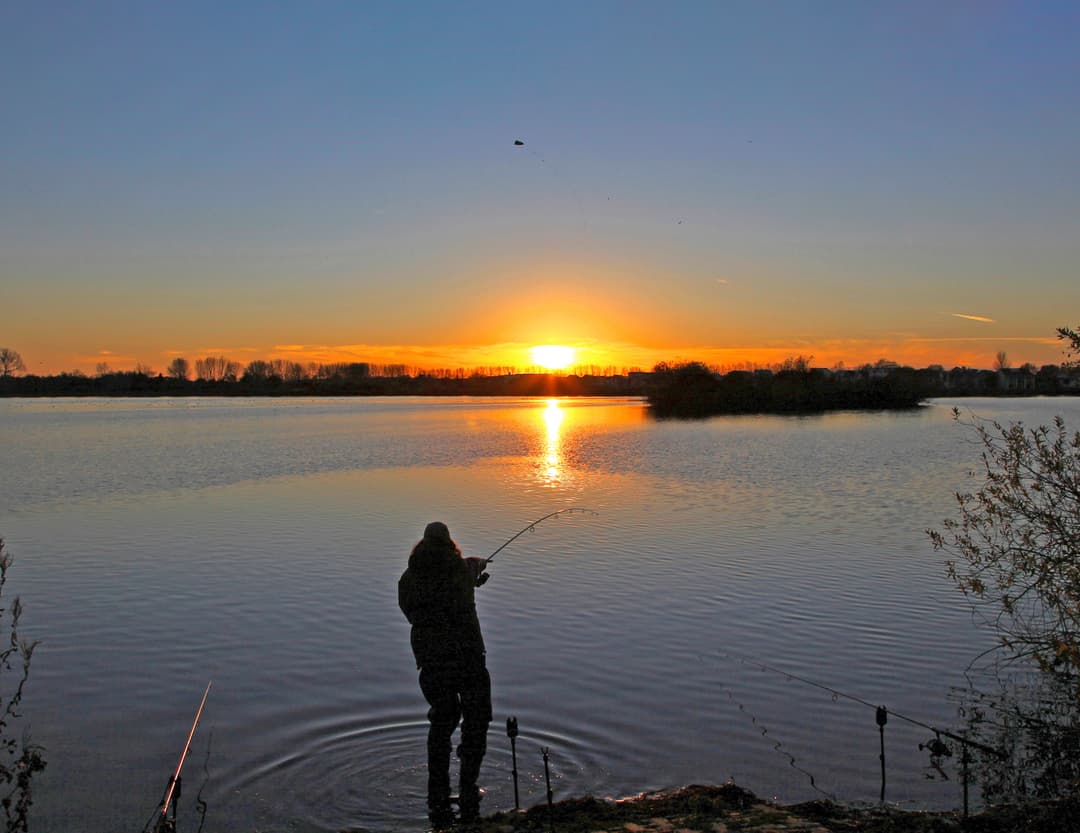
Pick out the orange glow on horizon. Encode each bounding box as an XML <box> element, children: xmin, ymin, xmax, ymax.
<box><xmin>18</xmin><ymin>334</ymin><xmax>1068</xmax><ymax>378</ymax></box>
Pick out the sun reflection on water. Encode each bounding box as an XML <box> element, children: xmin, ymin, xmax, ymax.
<box><xmin>540</xmin><ymin>398</ymin><xmax>564</xmax><ymax>484</ymax></box>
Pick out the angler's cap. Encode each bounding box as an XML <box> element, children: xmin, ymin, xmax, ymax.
<box><xmin>423</xmin><ymin>521</ymin><xmax>452</xmax><ymax>544</ymax></box>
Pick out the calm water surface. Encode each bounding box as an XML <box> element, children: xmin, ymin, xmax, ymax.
<box><xmin>3</xmin><ymin>395</ymin><xmax>1079</xmax><ymax>832</ymax></box>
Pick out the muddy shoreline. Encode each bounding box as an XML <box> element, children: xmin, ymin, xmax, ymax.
<box><xmin>460</xmin><ymin>783</ymin><xmax>1080</xmax><ymax>833</ymax></box>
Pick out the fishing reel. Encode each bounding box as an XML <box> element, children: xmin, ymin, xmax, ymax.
<box><xmin>920</xmin><ymin>735</ymin><xmax>953</xmax><ymax>759</ymax></box>
<box><xmin>465</xmin><ymin>557</ymin><xmax>490</xmax><ymax>587</ymax></box>
<box><xmin>919</xmin><ymin>734</ymin><xmax>953</xmax><ymax>781</ymax></box>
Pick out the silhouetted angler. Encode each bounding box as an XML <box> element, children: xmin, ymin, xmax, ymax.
<box><xmin>399</xmin><ymin>521</ymin><xmax>492</xmax><ymax>827</ymax></box>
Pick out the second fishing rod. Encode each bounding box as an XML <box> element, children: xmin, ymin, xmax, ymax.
<box><xmin>721</xmin><ymin>649</ymin><xmax>1003</xmax><ymax>816</ymax></box>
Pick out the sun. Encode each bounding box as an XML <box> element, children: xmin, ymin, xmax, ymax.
<box><xmin>530</xmin><ymin>345</ymin><xmax>576</xmax><ymax>371</ymax></box>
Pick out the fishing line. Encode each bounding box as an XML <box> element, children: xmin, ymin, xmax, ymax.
<box><xmin>723</xmin><ymin>651</ymin><xmax>884</xmax><ymax>714</ymax></box>
<box><xmin>195</xmin><ymin>729</ymin><xmax>213</xmax><ymax>833</ymax></box>
<box><xmin>706</xmin><ymin>655</ymin><xmax>834</xmax><ymax>799</ymax></box>
<box><xmin>486</xmin><ymin>508</ymin><xmax>597</xmax><ymax>563</ymax></box>
<box><xmin>719</xmin><ymin>650</ymin><xmax>999</xmax><ymax>756</ymax></box>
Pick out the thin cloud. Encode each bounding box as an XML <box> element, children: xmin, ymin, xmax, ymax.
<box><xmin>78</xmin><ymin>350</ymin><xmax>134</xmax><ymax>366</ymax></box>
<box><xmin>950</xmin><ymin>313</ymin><xmax>995</xmax><ymax>323</ymax></box>
<box><xmin>908</xmin><ymin>336</ymin><xmax>1055</xmax><ymax>344</ymax></box>
<box><xmin>195</xmin><ymin>346</ymin><xmax>261</xmax><ymax>355</ymax></box>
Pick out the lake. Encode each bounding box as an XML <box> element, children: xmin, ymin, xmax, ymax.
<box><xmin>2</xmin><ymin>395</ymin><xmax>1077</xmax><ymax>832</ymax></box>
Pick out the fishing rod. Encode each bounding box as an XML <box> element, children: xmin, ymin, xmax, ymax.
<box><xmin>722</xmin><ymin>650</ymin><xmax>998</xmax><ymax>754</ymax></box>
<box><xmin>485</xmin><ymin>508</ymin><xmax>596</xmax><ymax>563</ymax></box>
<box><xmin>145</xmin><ymin>681</ymin><xmax>212</xmax><ymax>833</ymax></box>
<box><xmin>721</xmin><ymin>650</ymin><xmax>1003</xmax><ymax>815</ymax></box>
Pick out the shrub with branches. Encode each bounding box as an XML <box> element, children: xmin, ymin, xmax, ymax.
<box><xmin>949</xmin><ymin>669</ymin><xmax>1080</xmax><ymax>802</ymax></box>
<box><xmin>0</xmin><ymin>540</ymin><xmax>45</xmax><ymax>833</ymax></box>
<box><xmin>1058</xmin><ymin>325</ymin><xmax>1080</xmax><ymax>367</ymax></box>
<box><xmin>929</xmin><ymin>411</ymin><xmax>1080</xmax><ymax>681</ymax></box>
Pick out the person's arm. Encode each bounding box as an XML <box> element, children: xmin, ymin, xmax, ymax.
<box><xmin>398</xmin><ymin>571</ymin><xmax>419</xmax><ymax>622</ymax></box>
<box><xmin>464</xmin><ymin>557</ymin><xmax>489</xmax><ymax>587</ymax></box>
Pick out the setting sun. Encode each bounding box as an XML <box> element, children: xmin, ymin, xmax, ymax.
<box><xmin>529</xmin><ymin>345</ymin><xmax>576</xmax><ymax>370</ymax></box>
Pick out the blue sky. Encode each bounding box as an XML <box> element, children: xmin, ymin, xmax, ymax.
<box><xmin>3</xmin><ymin>1</ymin><xmax>1079</xmax><ymax>373</ymax></box>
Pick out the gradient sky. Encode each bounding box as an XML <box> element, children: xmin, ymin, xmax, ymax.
<box><xmin>4</xmin><ymin>1</ymin><xmax>1079</xmax><ymax>375</ymax></box>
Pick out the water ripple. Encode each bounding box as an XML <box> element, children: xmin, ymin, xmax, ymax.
<box><xmin>210</xmin><ymin>704</ymin><xmax>616</xmax><ymax>832</ymax></box>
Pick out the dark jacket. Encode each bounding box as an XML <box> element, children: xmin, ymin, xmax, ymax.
<box><xmin>398</xmin><ymin>541</ymin><xmax>486</xmax><ymax>669</ymax></box>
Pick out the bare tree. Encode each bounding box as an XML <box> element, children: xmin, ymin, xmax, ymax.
<box><xmin>282</xmin><ymin>361</ymin><xmax>305</xmax><ymax>384</ymax></box>
<box><xmin>238</xmin><ymin>358</ymin><xmax>307</xmax><ymax>384</ymax></box>
<box><xmin>133</xmin><ymin>362</ymin><xmax>154</xmax><ymax>377</ymax></box>
<box><xmin>241</xmin><ymin>360</ymin><xmax>274</xmax><ymax>382</ymax></box>
<box><xmin>94</xmin><ymin>362</ymin><xmax>112</xmax><ymax>377</ymax></box>
<box><xmin>0</xmin><ymin>349</ymin><xmax>25</xmax><ymax>378</ymax></box>
<box><xmin>995</xmin><ymin>350</ymin><xmax>1010</xmax><ymax>371</ymax></box>
<box><xmin>372</xmin><ymin>363</ymin><xmax>409</xmax><ymax>377</ymax></box>
<box><xmin>195</xmin><ymin>356</ymin><xmax>241</xmax><ymax>382</ymax></box>
<box><xmin>775</xmin><ymin>355</ymin><xmax>814</xmax><ymax>373</ymax></box>
<box><xmin>166</xmin><ymin>357</ymin><xmax>190</xmax><ymax>381</ymax></box>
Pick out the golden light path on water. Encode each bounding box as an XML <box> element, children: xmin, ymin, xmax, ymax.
<box><xmin>542</xmin><ymin>398</ymin><xmax>564</xmax><ymax>484</ymax></box>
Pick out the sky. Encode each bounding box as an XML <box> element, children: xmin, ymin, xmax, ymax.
<box><xmin>3</xmin><ymin>1</ymin><xmax>1079</xmax><ymax>375</ymax></box>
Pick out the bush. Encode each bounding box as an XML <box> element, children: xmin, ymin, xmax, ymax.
<box><xmin>929</xmin><ymin>411</ymin><xmax>1080</xmax><ymax>681</ymax></box>
<box><xmin>0</xmin><ymin>540</ymin><xmax>45</xmax><ymax>832</ymax></box>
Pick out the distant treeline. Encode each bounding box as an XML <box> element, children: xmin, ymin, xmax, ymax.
<box><xmin>647</xmin><ymin>360</ymin><xmax>1080</xmax><ymax>417</ymax></box>
<box><xmin>3</xmin><ymin>359</ymin><xmax>1078</xmax><ymax>415</ymax></box>
<box><xmin>0</xmin><ymin>367</ymin><xmax>644</xmax><ymax>398</ymax></box>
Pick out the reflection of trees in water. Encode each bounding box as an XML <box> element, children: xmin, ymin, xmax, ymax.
<box><xmin>949</xmin><ymin>668</ymin><xmax>1080</xmax><ymax>803</ymax></box>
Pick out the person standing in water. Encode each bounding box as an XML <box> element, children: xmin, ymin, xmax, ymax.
<box><xmin>399</xmin><ymin>521</ymin><xmax>492</xmax><ymax>827</ymax></box>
